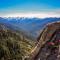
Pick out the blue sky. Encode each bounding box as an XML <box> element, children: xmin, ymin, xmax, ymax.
<box><xmin>0</xmin><ymin>0</ymin><xmax>60</xmax><ymax>17</ymax></box>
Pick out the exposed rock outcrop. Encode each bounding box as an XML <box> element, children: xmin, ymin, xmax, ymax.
<box><xmin>26</xmin><ymin>21</ymin><xmax>60</xmax><ymax>60</ymax></box>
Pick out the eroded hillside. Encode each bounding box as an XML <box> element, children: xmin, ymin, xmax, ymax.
<box><xmin>29</xmin><ymin>22</ymin><xmax>60</xmax><ymax>60</ymax></box>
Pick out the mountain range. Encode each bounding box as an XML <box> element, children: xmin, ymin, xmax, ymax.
<box><xmin>0</xmin><ymin>17</ymin><xmax>60</xmax><ymax>40</ymax></box>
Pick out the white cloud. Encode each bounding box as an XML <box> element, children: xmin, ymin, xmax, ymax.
<box><xmin>0</xmin><ymin>12</ymin><xmax>60</xmax><ymax>18</ymax></box>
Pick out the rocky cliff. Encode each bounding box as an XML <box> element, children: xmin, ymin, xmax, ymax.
<box><xmin>26</xmin><ymin>21</ymin><xmax>60</xmax><ymax>60</ymax></box>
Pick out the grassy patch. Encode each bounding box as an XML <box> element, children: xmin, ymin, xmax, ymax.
<box><xmin>0</xmin><ymin>29</ymin><xmax>35</xmax><ymax>60</ymax></box>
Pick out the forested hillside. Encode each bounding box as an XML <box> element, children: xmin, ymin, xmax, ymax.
<box><xmin>0</xmin><ymin>24</ymin><xmax>35</xmax><ymax>60</ymax></box>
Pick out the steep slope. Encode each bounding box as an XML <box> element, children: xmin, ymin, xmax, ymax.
<box><xmin>26</xmin><ymin>22</ymin><xmax>60</xmax><ymax>60</ymax></box>
<box><xmin>0</xmin><ymin>24</ymin><xmax>35</xmax><ymax>60</ymax></box>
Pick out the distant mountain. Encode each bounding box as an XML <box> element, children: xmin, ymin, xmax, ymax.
<box><xmin>0</xmin><ymin>17</ymin><xmax>60</xmax><ymax>40</ymax></box>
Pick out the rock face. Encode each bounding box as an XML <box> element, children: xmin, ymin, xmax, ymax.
<box><xmin>27</xmin><ymin>22</ymin><xmax>60</xmax><ymax>60</ymax></box>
